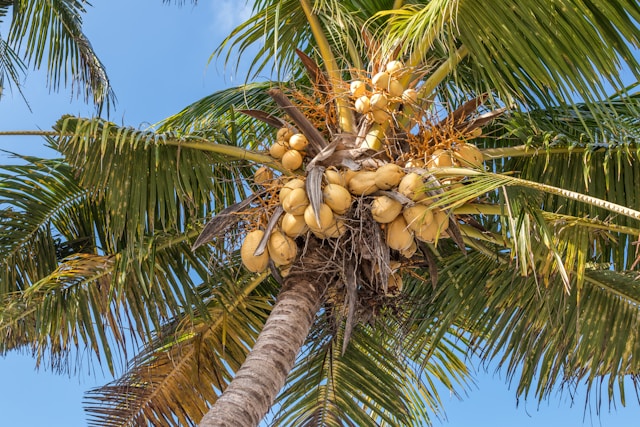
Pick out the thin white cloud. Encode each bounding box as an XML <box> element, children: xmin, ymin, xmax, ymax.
<box><xmin>209</xmin><ymin>0</ymin><xmax>254</xmax><ymax>36</ymax></box>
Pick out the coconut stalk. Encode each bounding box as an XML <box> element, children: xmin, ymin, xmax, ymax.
<box><xmin>299</xmin><ymin>0</ymin><xmax>355</xmax><ymax>134</ymax></box>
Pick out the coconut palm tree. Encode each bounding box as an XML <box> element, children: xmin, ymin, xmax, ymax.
<box><xmin>1</xmin><ymin>1</ymin><xmax>640</xmax><ymax>426</ymax></box>
<box><xmin>0</xmin><ymin>0</ymin><xmax>112</xmax><ymax>108</ymax></box>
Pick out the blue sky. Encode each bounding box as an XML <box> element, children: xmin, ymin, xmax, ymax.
<box><xmin>1</xmin><ymin>1</ymin><xmax>639</xmax><ymax>426</ymax></box>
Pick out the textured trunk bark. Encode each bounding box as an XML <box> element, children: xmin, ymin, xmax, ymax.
<box><xmin>199</xmin><ymin>272</ymin><xmax>325</xmax><ymax>426</ymax></box>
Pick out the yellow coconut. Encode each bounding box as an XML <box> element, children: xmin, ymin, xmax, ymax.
<box><xmin>240</xmin><ymin>230</ymin><xmax>270</xmax><ymax>273</ymax></box>
<box><xmin>303</xmin><ymin>203</ymin><xmax>335</xmax><ymax>232</ymax></box>
<box><xmin>324</xmin><ymin>168</ymin><xmax>345</xmax><ymax>186</ymax></box>
<box><xmin>404</xmin><ymin>158</ymin><xmax>425</xmax><ymax>168</ymax></box>
<box><xmin>402</xmin><ymin>88</ymin><xmax>418</xmax><ymax>105</ymax></box>
<box><xmin>281</xmin><ymin>213</ymin><xmax>308</xmax><ymax>237</ymax></box>
<box><xmin>363</xmin><ymin>124</ymin><xmax>385</xmax><ymax>150</ymax></box>
<box><xmin>427</xmin><ymin>149</ymin><xmax>455</xmax><ymax>169</ymax></box>
<box><xmin>371</xmin><ymin>195</ymin><xmax>403</xmax><ymax>224</ymax></box>
<box><xmin>374</xmin><ymin>163</ymin><xmax>404</xmax><ymax>190</ymax></box>
<box><xmin>370</xmin><ymin>93</ymin><xmax>388</xmax><ymax>110</ymax></box>
<box><xmin>323</xmin><ymin>219</ymin><xmax>347</xmax><ymax>238</ymax></box>
<box><xmin>323</xmin><ymin>183</ymin><xmax>352</xmax><ymax>215</ymax></box>
<box><xmin>355</xmin><ymin>96</ymin><xmax>371</xmax><ymax>114</ymax></box>
<box><xmin>386</xmin><ymin>215</ymin><xmax>414</xmax><ymax>251</ymax></box>
<box><xmin>432</xmin><ymin>209</ymin><xmax>450</xmax><ymax>233</ymax></box>
<box><xmin>387</xmin><ymin>272</ymin><xmax>403</xmax><ymax>295</ymax></box>
<box><xmin>347</xmin><ymin>170</ymin><xmax>379</xmax><ymax>196</ymax></box>
<box><xmin>399</xmin><ymin>239</ymin><xmax>417</xmax><ymax>258</ymax></box>
<box><xmin>277</xmin><ymin>126</ymin><xmax>294</xmax><ymax>142</ymax></box>
<box><xmin>282</xmin><ymin>187</ymin><xmax>309</xmax><ymax>215</ymax></box>
<box><xmin>253</xmin><ymin>166</ymin><xmax>273</xmax><ymax>186</ymax></box>
<box><xmin>386</xmin><ymin>60</ymin><xmax>404</xmax><ymax>75</ymax></box>
<box><xmin>372</xmin><ymin>71</ymin><xmax>390</xmax><ymax>91</ymax></box>
<box><xmin>343</xmin><ymin>169</ymin><xmax>358</xmax><ymax>186</ymax></box>
<box><xmin>403</xmin><ymin>205</ymin><xmax>437</xmax><ymax>242</ymax></box>
<box><xmin>269</xmin><ymin>140</ymin><xmax>288</xmax><ymax>159</ymax></box>
<box><xmin>388</xmin><ymin>79</ymin><xmax>404</xmax><ymax>98</ymax></box>
<box><xmin>267</xmin><ymin>231</ymin><xmax>298</xmax><ymax>265</ymax></box>
<box><xmin>398</xmin><ymin>172</ymin><xmax>426</xmax><ymax>201</ymax></box>
<box><xmin>279</xmin><ymin>178</ymin><xmax>305</xmax><ymax>203</ymax></box>
<box><xmin>454</xmin><ymin>143</ymin><xmax>483</xmax><ymax>167</ymax></box>
<box><xmin>282</xmin><ymin>149</ymin><xmax>304</xmax><ymax>171</ymax></box>
<box><xmin>371</xmin><ymin>109</ymin><xmax>391</xmax><ymax>124</ymax></box>
<box><xmin>350</xmin><ymin>80</ymin><xmax>367</xmax><ymax>97</ymax></box>
<box><xmin>289</xmin><ymin>133</ymin><xmax>309</xmax><ymax>151</ymax></box>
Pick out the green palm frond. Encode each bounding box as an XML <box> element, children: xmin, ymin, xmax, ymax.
<box><xmin>84</xmin><ymin>269</ymin><xmax>276</xmax><ymax>427</ymax></box>
<box><xmin>0</xmin><ymin>34</ymin><xmax>27</xmax><ymax>101</ymax></box>
<box><xmin>273</xmin><ymin>311</ymin><xmax>470</xmax><ymax>427</ymax></box>
<box><xmin>430</xmin><ymin>250</ymin><xmax>640</xmax><ymax>407</ymax></box>
<box><xmin>7</xmin><ymin>0</ymin><xmax>113</xmax><ymax>108</ymax></box>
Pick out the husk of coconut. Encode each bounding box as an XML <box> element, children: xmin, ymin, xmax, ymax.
<box><xmin>386</xmin><ymin>60</ymin><xmax>404</xmax><ymax>75</ymax></box>
<box><xmin>454</xmin><ymin>143</ymin><xmax>483</xmax><ymax>167</ymax></box>
<box><xmin>253</xmin><ymin>166</ymin><xmax>273</xmax><ymax>186</ymax></box>
<box><xmin>371</xmin><ymin>195</ymin><xmax>403</xmax><ymax>223</ymax></box>
<box><xmin>371</xmin><ymin>109</ymin><xmax>391</xmax><ymax>124</ymax></box>
<box><xmin>350</xmin><ymin>80</ymin><xmax>367</xmax><ymax>97</ymax></box>
<box><xmin>427</xmin><ymin>149</ymin><xmax>455</xmax><ymax>169</ymax></box>
<box><xmin>324</xmin><ymin>168</ymin><xmax>345</xmax><ymax>186</ymax></box>
<box><xmin>281</xmin><ymin>212</ymin><xmax>308</xmax><ymax>237</ymax></box>
<box><xmin>289</xmin><ymin>133</ymin><xmax>309</xmax><ymax>150</ymax></box>
<box><xmin>321</xmin><ymin>219</ymin><xmax>347</xmax><ymax>239</ymax></box>
<box><xmin>279</xmin><ymin>178</ymin><xmax>305</xmax><ymax>203</ymax></box>
<box><xmin>241</xmin><ymin>229</ymin><xmax>270</xmax><ymax>273</ymax></box>
<box><xmin>348</xmin><ymin>170</ymin><xmax>379</xmax><ymax>196</ymax></box>
<box><xmin>372</xmin><ymin>71</ymin><xmax>390</xmax><ymax>91</ymax></box>
<box><xmin>355</xmin><ymin>96</ymin><xmax>371</xmax><ymax>114</ymax></box>
<box><xmin>282</xmin><ymin>187</ymin><xmax>309</xmax><ymax>215</ymax></box>
<box><xmin>323</xmin><ymin>183</ymin><xmax>352</xmax><ymax>215</ymax></box>
<box><xmin>277</xmin><ymin>127</ymin><xmax>294</xmax><ymax>142</ymax></box>
<box><xmin>386</xmin><ymin>272</ymin><xmax>403</xmax><ymax>296</ymax></box>
<box><xmin>282</xmin><ymin>149</ymin><xmax>304</xmax><ymax>170</ymax></box>
<box><xmin>370</xmin><ymin>93</ymin><xmax>388</xmax><ymax>110</ymax></box>
<box><xmin>388</xmin><ymin>79</ymin><xmax>404</xmax><ymax>97</ymax></box>
<box><xmin>374</xmin><ymin>163</ymin><xmax>404</xmax><ymax>190</ymax></box>
<box><xmin>402</xmin><ymin>88</ymin><xmax>418</xmax><ymax>105</ymax></box>
<box><xmin>403</xmin><ymin>205</ymin><xmax>437</xmax><ymax>242</ymax></box>
<box><xmin>399</xmin><ymin>239</ymin><xmax>417</xmax><ymax>258</ymax></box>
<box><xmin>386</xmin><ymin>215</ymin><xmax>414</xmax><ymax>251</ymax></box>
<box><xmin>304</xmin><ymin>203</ymin><xmax>335</xmax><ymax>232</ymax></box>
<box><xmin>268</xmin><ymin>231</ymin><xmax>298</xmax><ymax>265</ymax></box>
<box><xmin>363</xmin><ymin>124</ymin><xmax>385</xmax><ymax>150</ymax></box>
<box><xmin>269</xmin><ymin>140</ymin><xmax>288</xmax><ymax>159</ymax></box>
<box><xmin>398</xmin><ymin>172</ymin><xmax>426</xmax><ymax>201</ymax></box>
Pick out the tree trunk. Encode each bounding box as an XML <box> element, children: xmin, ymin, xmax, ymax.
<box><xmin>199</xmin><ymin>270</ymin><xmax>326</xmax><ymax>426</ymax></box>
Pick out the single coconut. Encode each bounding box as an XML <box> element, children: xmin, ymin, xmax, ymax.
<box><xmin>371</xmin><ymin>195</ymin><xmax>403</xmax><ymax>223</ymax></box>
<box><xmin>427</xmin><ymin>149</ymin><xmax>455</xmax><ymax>169</ymax></box>
<box><xmin>279</xmin><ymin>178</ymin><xmax>305</xmax><ymax>203</ymax></box>
<box><xmin>355</xmin><ymin>96</ymin><xmax>371</xmax><ymax>114</ymax></box>
<box><xmin>370</xmin><ymin>93</ymin><xmax>388</xmax><ymax>110</ymax></box>
<box><xmin>282</xmin><ymin>187</ymin><xmax>309</xmax><ymax>215</ymax></box>
<box><xmin>350</xmin><ymin>80</ymin><xmax>367</xmax><ymax>97</ymax></box>
<box><xmin>398</xmin><ymin>172</ymin><xmax>426</xmax><ymax>201</ymax></box>
<box><xmin>386</xmin><ymin>215</ymin><xmax>414</xmax><ymax>251</ymax></box>
<box><xmin>289</xmin><ymin>133</ymin><xmax>309</xmax><ymax>150</ymax></box>
<box><xmin>403</xmin><ymin>205</ymin><xmax>437</xmax><ymax>242</ymax></box>
<box><xmin>372</xmin><ymin>71</ymin><xmax>391</xmax><ymax>91</ymax></box>
<box><xmin>240</xmin><ymin>230</ymin><xmax>270</xmax><ymax>273</ymax></box>
<box><xmin>399</xmin><ymin>239</ymin><xmax>417</xmax><ymax>258</ymax></box>
<box><xmin>388</xmin><ymin>79</ymin><xmax>404</xmax><ymax>98</ymax></box>
<box><xmin>323</xmin><ymin>183</ymin><xmax>352</xmax><ymax>215</ymax></box>
<box><xmin>268</xmin><ymin>231</ymin><xmax>297</xmax><ymax>265</ymax></box>
<box><xmin>324</xmin><ymin>168</ymin><xmax>345</xmax><ymax>186</ymax></box>
<box><xmin>347</xmin><ymin>170</ymin><xmax>379</xmax><ymax>196</ymax></box>
<box><xmin>454</xmin><ymin>143</ymin><xmax>483</xmax><ymax>167</ymax></box>
<box><xmin>253</xmin><ymin>166</ymin><xmax>273</xmax><ymax>186</ymax></box>
<box><xmin>343</xmin><ymin>169</ymin><xmax>358</xmax><ymax>186</ymax></box>
<box><xmin>402</xmin><ymin>88</ymin><xmax>418</xmax><ymax>105</ymax></box>
<box><xmin>386</xmin><ymin>60</ymin><xmax>404</xmax><ymax>75</ymax></box>
<box><xmin>277</xmin><ymin>127</ymin><xmax>294</xmax><ymax>142</ymax></box>
<box><xmin>324</xmin><ymin>219</ymin><xmax>347</xmax><ymax>238</ymax></box>
<box><xmin>282</xmin><ymin>149</ymin><xmax>304</xmax><ymax>170</ymax></box>
<box><xmin>303</xmin><ymin>203</ymin><xmax>335</xmax><ymax>232</ymax></box>
<box><xmin>371</xmin><ymin>109</ymin><xmax>391</xmax><ymax>124</ymax></box>
<box><xmin>269</xmin><ymin>140</ymin><xmax>288</xmax><ymax>159</ymax></box>
<box><xmin>432</xmin><ymin>209</ymin><xmax>450</xmax><ymax>233</ymax></box>
<box><xmin>374</xmin><ymin>163</ymin><xmax>404</xmax><ymax>190</ymax></box>
<box><xmin>281</xmin><ymin>213</ymin><xmax>308</xmax><ymax>237</ymax></box>
<box><xmin>404</xmin><ymin>158</ymin><xmax>425</xmax><ymax>168</ymax></box>
<box><xmin>363</xmin><ymin>125</ymin><xmax>385</xmax><ymax>150</ymax></box>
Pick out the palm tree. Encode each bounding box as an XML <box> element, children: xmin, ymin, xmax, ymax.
<box><xmin>1</xmin><ymin>1</ymin><xmax>640</xmax><ymax>426</ymax></box>
<box><xmin>0</xmin><ymin>0</ymin><xmax>112</xmax><ymax>108</ymax></box>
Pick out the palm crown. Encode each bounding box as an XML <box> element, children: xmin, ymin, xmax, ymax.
<box><xmin>1</xmin><ymin>1</ymin><xmax>640</xmax><ymax>426</ymax></box>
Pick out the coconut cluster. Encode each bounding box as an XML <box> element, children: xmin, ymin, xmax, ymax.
<box><xmin>237</xmin><ymin>59</ymin><xmax>489</xmax><ymax>292</ymax></box>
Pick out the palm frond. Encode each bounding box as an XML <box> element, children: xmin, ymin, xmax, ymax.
<box><xmin>7</xmin><ymin>0</ymin><xmax>113</xmax><ymax>108</ymax></box>
<box><xmin>83</xmin><ymin>269</ymin><xmax>276</xmax><ymax>427</ymax></box>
